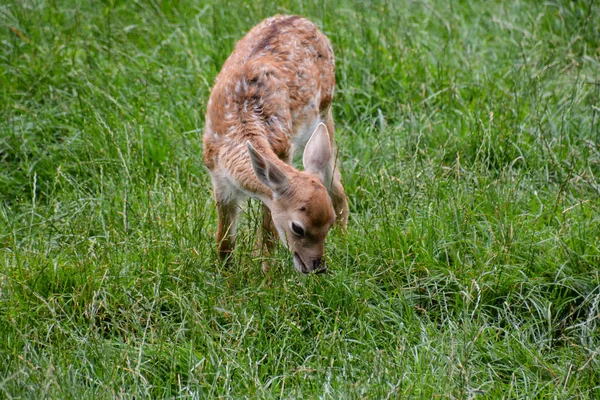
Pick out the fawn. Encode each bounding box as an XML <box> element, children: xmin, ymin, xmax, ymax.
<box><xmin>203</xmin><ymin>15</ymin><xmax>349</xmax><ymax>274</ymax></box>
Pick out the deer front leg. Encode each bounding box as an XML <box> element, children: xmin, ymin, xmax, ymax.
<box><xmin>260</xmin><ymin>203</ymin><xmax>279</xmax><ymax>273</ymax></box>
<box><xmin>330</xmin><ymin>166</ymin><xmax>349</xmax><ymax>229</ymax></box>
<box><xmin>216</xmin><ymin>199</ymin><xmax>239</xmax><ymax>266</ymax></box>
<box><xmin>324</xmin><ymin>111</ymin><xmax>349</xmax><ymax>229</ymax></box>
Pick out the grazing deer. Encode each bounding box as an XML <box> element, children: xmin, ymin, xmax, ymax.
<box><xmin>203</xmin><ymin>15</ymin><xmax>349</xmax><ymax>274</ymax></box>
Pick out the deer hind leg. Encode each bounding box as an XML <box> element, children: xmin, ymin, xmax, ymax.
<box><xmin>324</xmin><ymin>110</ymin><xmax>349</xmax><ymax>229</ymax></box>
<box><xmin>260</xmin><ymin>203</ymin><xmax>279</xmax><ymax>273</ymax></box>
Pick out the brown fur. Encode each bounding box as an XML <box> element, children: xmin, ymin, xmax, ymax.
<box><xmin>203</xmin><ymin>15</ymin><xmax>349</xmax><ymax>273</ymax></box>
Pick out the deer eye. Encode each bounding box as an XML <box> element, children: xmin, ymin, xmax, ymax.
<box><xmin>291</xmin><ymin>222</ymin><xmax>305</xmax><ymax>237</ymax></box>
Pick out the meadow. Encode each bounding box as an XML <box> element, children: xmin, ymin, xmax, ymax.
<box><xmin>1</xmin><ymin>0</ymin><xmax>599</xmax><ymax>397</ymax></box>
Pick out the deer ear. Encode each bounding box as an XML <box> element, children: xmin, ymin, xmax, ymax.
<box><xmin>247</xmin><ymin>142</ymin><xmax>288</xmax><ymax>197</ymax></box>
<box><xmin>303</xmin><ymin>123</ymin><xmax>332</xmax><ymax>184</ymax></box>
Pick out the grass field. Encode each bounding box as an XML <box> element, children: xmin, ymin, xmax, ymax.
<box><xmin>1</xmin><ymin>0</ymin><xmax>600</xmax><ymax>398</ymax></box>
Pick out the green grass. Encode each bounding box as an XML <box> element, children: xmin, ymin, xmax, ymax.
<box><xmin>1</xmin><ymin>0</ymin><xmax>600</xmax><ymax>397</ymax></box>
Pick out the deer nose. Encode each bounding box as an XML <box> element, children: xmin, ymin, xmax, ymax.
<box><xmin>313</xmin><ymin>258</ymin><xmax>327</xmax><ymax>274</ymax></box>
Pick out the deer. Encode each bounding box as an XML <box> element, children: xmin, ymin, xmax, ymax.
<box><xmin>203</xmin><ymin>15</ymin><xmax>349</xmax><ymax>274</ymax></box>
